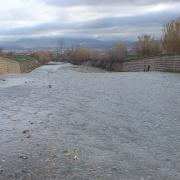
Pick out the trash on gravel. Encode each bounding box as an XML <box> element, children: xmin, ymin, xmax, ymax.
<box><xmin>19</xmin><ymin>154</ymin><xmax>28</xmax><ymax>160</ymax></box>
<box><xmin>63</xmin><ymin>149</ymin><xmax>80</xmax><ymax>161</ymax></box>
<box><xmin>73</xmin><ymin>155</ymin><xmax>78</xmax><ymax>160</ymax></box>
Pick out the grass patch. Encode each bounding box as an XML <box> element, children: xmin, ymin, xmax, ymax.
<box><xmin>5</xmin><ymin>55</ymin><xmax>36</xmax><ymax>62</ymax></box>
<box><xmin>163</xmin><ymin>69</ymin><xmax>180</xmax><ymax>73</ymax></box>
<box><xmin>124</xmin><ymin>56</ymin><xmax>143</xmax><ymax>62</ymax></box>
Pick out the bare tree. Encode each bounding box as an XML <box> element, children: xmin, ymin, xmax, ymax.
<box><xmin>162</xmin><ymin>18</ymin><xmax>180</xmax><ymax>54</ymax></box>
<box><xmin>106</xmin><ymin>44</ymin><xmax>127</xmax><ymax>70</ymax></box>
<box><xmin>69</xmin><ymin>48</ymin><xmax>92</xmax><ymax>65</ymax></box>
<box><xmin>0</xmin><ymin>47</ymin><xmax>4</xmax><ymax>55</ymax></box>
<box><xmin>109</xmin><ymin>44</ymin><xmax>127</xmax><ymax>63</ymax></box>
<box><xmin>136</xmin><ymin>35</ymin><xmax>161</xmax><ymax>57</ymax></box>
<box><xmin>32</xmin><ymin>50</ymin><xmax>55</xmax><ymax>64</ymax></box>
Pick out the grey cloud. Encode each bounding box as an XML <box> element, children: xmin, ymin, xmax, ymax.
<box><xmin>0</xmin><ymin>9</ymin><xmax>178</xmax><ymax>40</ymax></box>
<box><xmin>43</xmin><ymin>0</ymin><xmax>179</xmax><ymax>6</ymax></box>
<box><xmin>77</xmin><ymin>10</ymin><xmax>177</xmax><ymax>29</ymax></box>
<box><xmin>0</xmin><ymin>1</ymin><xmax>179</xmax><ymax>41</ymax></box>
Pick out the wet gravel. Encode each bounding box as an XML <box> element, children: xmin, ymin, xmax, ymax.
<box><xmin>0</xmin><ymin>63</ymin><xmax>180</xmax><ymax>180</ymax></box>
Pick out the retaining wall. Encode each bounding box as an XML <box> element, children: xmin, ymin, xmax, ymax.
<box><xmin>113</xmin><ymin>56</ymin><xmax>180</xmax><ymax>72</ymax></box>
<box><xmin>0</xmin><ymin>58</ymin><xmax>21</xmax><ymax>74</ymax></box>
<box><xmin>0</xmin><ymin>57</ymin><xmax>39</xmax><ymax>74</ymax></box>
<box><xmin>19</xmin><ymin>60</ymin><xmax>39</xmax><ymax>73</ymax></box>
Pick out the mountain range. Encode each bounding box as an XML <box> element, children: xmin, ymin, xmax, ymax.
<box><xmin>0</xmin><ymin>37</ymin><xmax>134</xmax><ymax>51</ymax></box>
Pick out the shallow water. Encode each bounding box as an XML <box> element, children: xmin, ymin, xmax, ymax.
<box><xmin>0</xmin><ymin>63</ymin><xmax>180</xmax><ymax>180</ymax></box>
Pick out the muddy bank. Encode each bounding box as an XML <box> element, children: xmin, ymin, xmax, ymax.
<box><xmin>0</xmin><ymin>63</ymin><xmax>180</xmax><ymax>180</ymax></box>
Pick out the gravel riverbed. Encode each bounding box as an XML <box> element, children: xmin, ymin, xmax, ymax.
<box><xmin>0</xmin><ymin>63</ymin><xmax>180</xmax><ymax>180</ymax></box>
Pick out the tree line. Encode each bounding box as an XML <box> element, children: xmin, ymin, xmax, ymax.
<box><xmin>68</xmin><ymin>17</ymin><xmax>180</xmax><ymax>67</ymax></box>
<box><xmin>0</xmin><ymin>18</ymin><xmax>179</xmax><ymax>67</ymax></box>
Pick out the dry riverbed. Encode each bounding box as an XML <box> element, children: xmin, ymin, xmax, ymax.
<box><xmin>0</xmin><ymin>63</ymin><xmax>180</xmax><ymax>180</ymax></box>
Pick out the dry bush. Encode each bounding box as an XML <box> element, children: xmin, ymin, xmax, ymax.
<box><xmin>109</xmin><ymin>44</ymin><xmax>127</xmax><ymax>62</ymax></box>
<box><xmin>89</xmin><ymin>50</ymin><xmax>110</xmax><ymax>68</ymax></box>
<box><xmin>90</xmin><ymin>50</ymin><xmax>108</xmax><ymax>61</ymax></box>
<box><xmin>136</xmin><ymin>35</ymin><xmax>161</xmax><ymax>57</ymax></box>
<box><xmin>69</xmin><ymin>48</ymin><xmax>92</xmax><ymax>65</ymax></box>
<box><xmin>162</xmin><ymin>18</ymin><xmax>180</xmax><ymax>54</ymax></box>
<box><xmin>69</xmin><ymin>45</ymin><xmax>127</xmax><ymax>70</ymax></box>
<box><xmin>32</xmin><ymin>50</ymin><xmax>55</xmax><ymax>64</ymax></box>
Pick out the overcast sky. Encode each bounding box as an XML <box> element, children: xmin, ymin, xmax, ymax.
<box><xmin>0</xmin><ymin>0</ymin><xmax>179</xmax><ymax>41</ymax></box>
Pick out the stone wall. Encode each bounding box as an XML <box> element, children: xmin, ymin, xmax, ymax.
<box><xmin>0</xmin><ymin>58</ymin><xmax>21</xmax><ymax>74</ymax></box>
<box><xmin>0</xmin><ymin>57</ymin><xmax>39</xmax><ymax>74</ymax></box>
<box><xmin>19</xmin><ymin>60</ymin><xmax>39</xmax><ymax>73</ymax></box>
<box><xmin>115</xmin><ymin>56</ymin><xmax>180</xmax><ymax>72</ymax></box>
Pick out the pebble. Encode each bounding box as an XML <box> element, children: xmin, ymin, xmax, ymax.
<box><xmin>22</xmin><ymin>130</ymin><xmax>30</xmax><ymax>134</ymax></box>
<box><xmin>19</xmin><ymin>155</ymin><xmax>28</xmax><ymax>160</ymax></box>
<box><xmin>0</xmin><ymin>169</ymin><xmax>3</xmax><ymax>174</ymax></box>
<box><xmin>26</xmin><ymin>135</ymin><xmax>31</xmax><ymax>139</ymax></box>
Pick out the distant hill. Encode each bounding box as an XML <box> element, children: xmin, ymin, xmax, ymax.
<box><xmin>0</xmin><ymin>37</ymin><xmax>134</xmax><ymax>51</ymax></box>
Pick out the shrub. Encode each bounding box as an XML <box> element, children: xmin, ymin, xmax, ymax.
<box><xmin>32</xmin><ymin>50</ymin><xmax>55</xmax><ymax>64</ymax></box>
<box><xmin>69</xmin><ymin>48</ymin><xmax>92</xmax><ymax>65</ymax></box>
